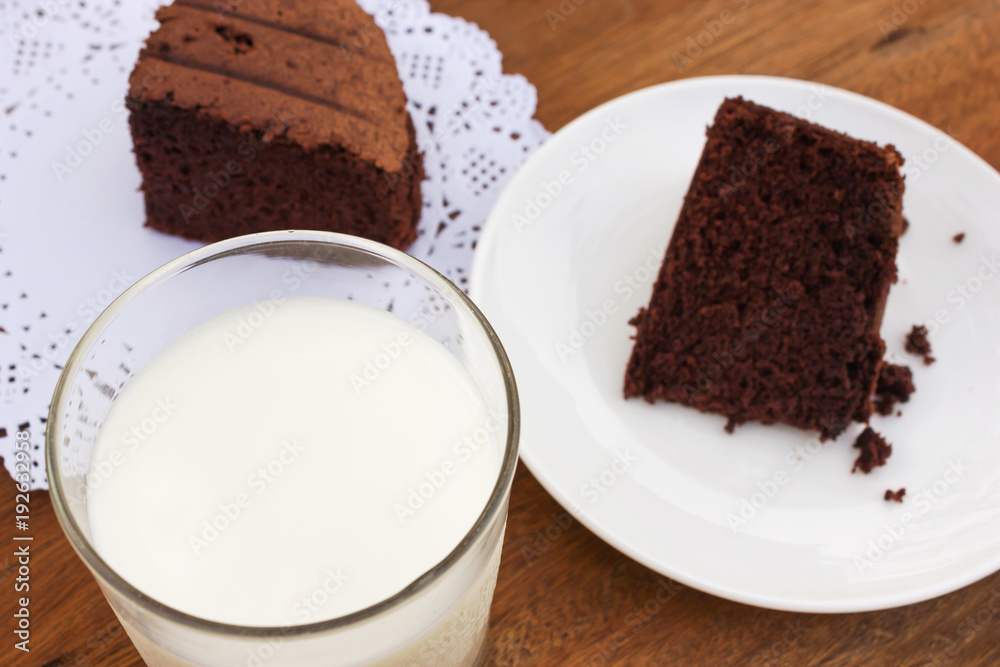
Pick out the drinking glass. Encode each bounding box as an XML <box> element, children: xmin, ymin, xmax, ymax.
<box><xmin>46</xmin><ymin>231</ymin><xmax>520</xmax><ymax>666</ymax></box>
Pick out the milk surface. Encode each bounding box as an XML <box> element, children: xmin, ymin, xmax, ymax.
<box><xmin>87</xmin><ymin>297</ymin><xmax>501</xmax><ymax>627</ymax></box>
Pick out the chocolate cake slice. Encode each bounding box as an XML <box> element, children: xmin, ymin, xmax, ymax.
<box><xmin>624</xmin><ymin>97</ymin><xmax>905</xmax><ymax>439</ymax></box>
<box><xmin>127</xmin><ymin>0</ymin><xmax>423</xmax><ymax>249</ymax></box>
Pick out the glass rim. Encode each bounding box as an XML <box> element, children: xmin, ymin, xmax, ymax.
<box><xmin>45</xmin><ymin>230</ymin><xmax>521</xmax><ymax>639</ymax></box>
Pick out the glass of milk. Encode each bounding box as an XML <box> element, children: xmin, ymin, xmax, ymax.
<box><xmin>46</xmin><ymin>231</ymin><xmax>519</xmax><ymax>666</ymax></box>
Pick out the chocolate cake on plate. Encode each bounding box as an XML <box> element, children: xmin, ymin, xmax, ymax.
<box><xmin>624</xmin><ymin>97</ymin><xmax>906</xmax><ymax>440</ymax></box>
<box><xmin>127</xmin><ymin>0</ymin><xmax>423</xmax><ymax>249</ymax></box>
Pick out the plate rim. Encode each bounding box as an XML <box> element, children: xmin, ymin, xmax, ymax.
<box><xmin>470</xmin><ymin>74</ymin><xmax>1000</xmax><ymax>613</ymax></box>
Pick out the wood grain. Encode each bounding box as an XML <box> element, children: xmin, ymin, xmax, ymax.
<box><xmin>3</xmin><ymin>0</ymin><xmax>1000</xmax><ymax>665</ymax></box>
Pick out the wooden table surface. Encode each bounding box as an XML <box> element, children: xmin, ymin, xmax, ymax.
<box><xmin>4</xmin><ymin>0</ymin><xmax>1000</xmax><ymax>665</ymax></box>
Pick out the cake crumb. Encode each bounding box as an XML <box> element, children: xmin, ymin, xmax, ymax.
<box><xmin>852</xmin><ymin>427</ymin><xmax>892</xmax><ymax>473</ymax></box>
<box><xmin>953</xmin><ymin>232</ymin><xmax>965</xmax><ymax>243</ymax></box>
<box><xmin>873</xmin><ymin>363</ymin><xmax>915</xmax><ymax>416</ymax></box>
<box><xmin>884</xmin><ymin>488</ymin><xmax>906</xmax><ymax>502</ymax></box>
<box><xmin>905</xmin><ymin>325</ymin><xmax>935</xmax><ymax>365</ymax></box>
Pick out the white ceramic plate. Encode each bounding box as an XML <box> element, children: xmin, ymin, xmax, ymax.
<box><xmin>470</xmin><ymin>75</ymin><xmax>1000</xmax><ymax>612</ymax></box>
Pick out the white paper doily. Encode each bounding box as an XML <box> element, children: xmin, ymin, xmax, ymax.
<box><xmin>0</xmin><ymin>0</ymin><xmax>550</xmax><ymax>489</ymax></box>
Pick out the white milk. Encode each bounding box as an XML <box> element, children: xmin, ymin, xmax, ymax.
<box><xmin>87</xmin><ymin>297</ymin><xmax>501</xmax><ymax>630</ymax></box>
